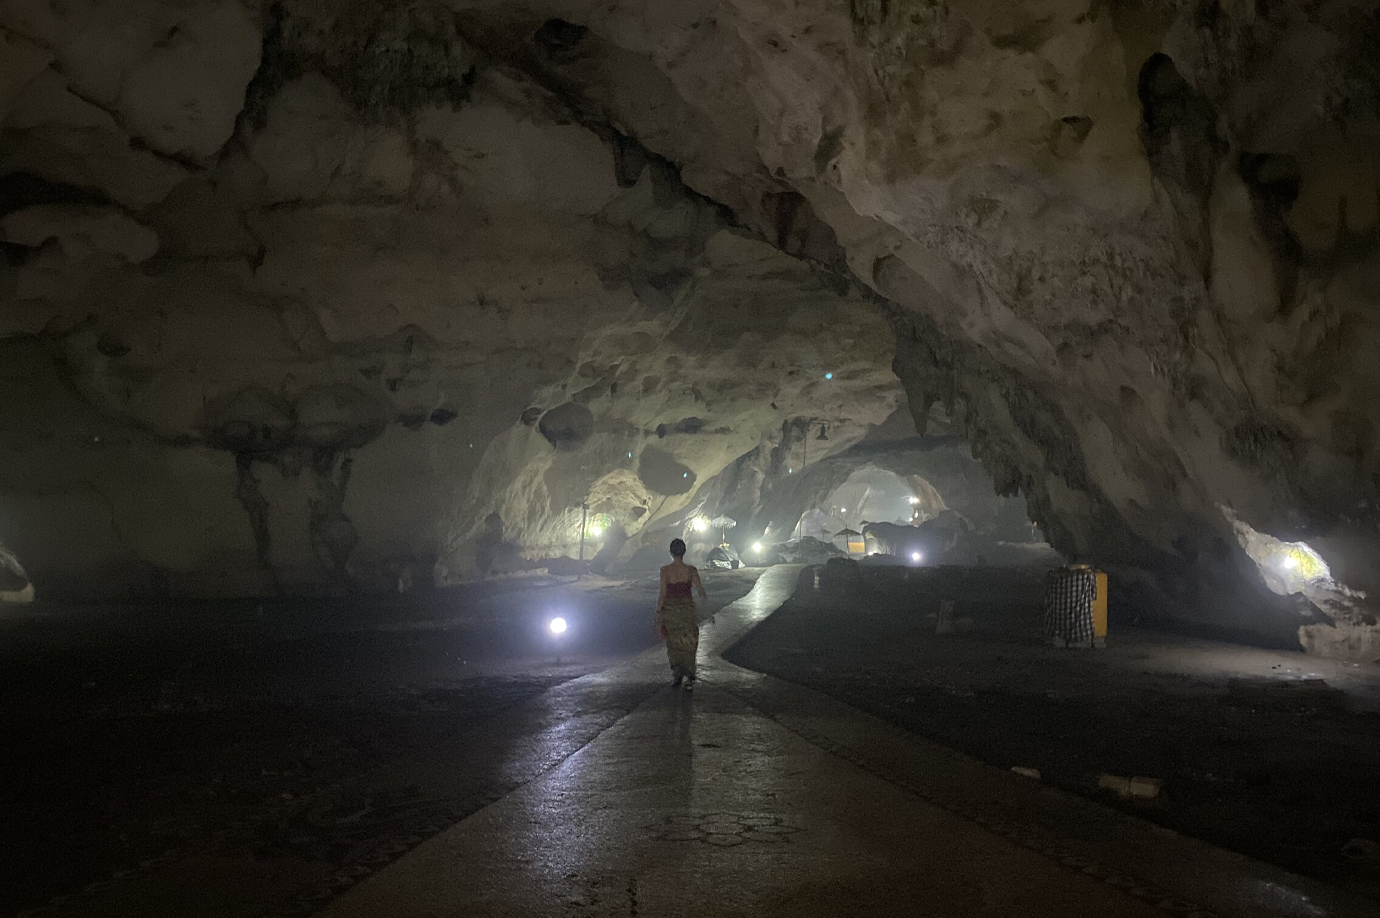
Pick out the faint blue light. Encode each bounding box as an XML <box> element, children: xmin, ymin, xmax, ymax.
<box><xmin>628</xmin><ymin>451</ymin><xmax>633</xmax><ymax>458</ymax></box>
<box><xmin>683</xmin><ymin>472</ymin><xmax>688</xmax><ymax>478</ymax></box>
<box><xmin>788</xmin><ymin>467</ymin><xmax>793</xmax><ymax>474</ymax></box>
<box><xmin>825</xmin><ymin>372</ymin><xmax>834</xmax><ymax>380</ymax></box>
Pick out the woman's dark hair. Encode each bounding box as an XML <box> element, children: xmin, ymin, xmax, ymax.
<box><xmin>669</xmin><ymin>538</ymin><xmax>687</xmax><ymax>558</ymax></box>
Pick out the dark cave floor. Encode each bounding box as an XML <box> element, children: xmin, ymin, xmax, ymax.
<box><xmin>725</xmin><ymin>566</ymin><xmax>1380</xmax><ymax>902</ymax></box>
<box><xmin>0</xmin><ymin>570</ymin><xmax>762</xmax><ymax>916</ymax></box>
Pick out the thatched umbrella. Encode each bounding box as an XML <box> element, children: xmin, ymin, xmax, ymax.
<box><xmin>833</xmin><ymin>527</ymin><xmax>864</xmax><ymax>554</ymax></box>
<box><xmin>709</xmin><ymin>515</ymin><xmax>737</xmax><ymax>544</ymax></box>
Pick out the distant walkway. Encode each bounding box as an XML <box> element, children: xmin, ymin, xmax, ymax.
<box><xmin>318</xmin><ymin>566</ymin><xmax>1373</xmax><ymax>918</ymax></box>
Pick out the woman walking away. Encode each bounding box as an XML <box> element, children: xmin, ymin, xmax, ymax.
<box><xmin>657</xmin><ymin>538</ymin><xmax>710</xmax><ymax>690</ymax></box>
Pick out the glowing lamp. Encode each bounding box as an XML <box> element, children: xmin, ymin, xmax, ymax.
<box><xmin>911</xmin><ymin>551</ymin><xmax>923</xmax><ymax>563</ymax></box>
<box><xmin>691</xmin><ymin>517</ymin><xmax>709</xmax><ymax>533</ymax></box>
<box><xmin>549</xmin><ymin>617</ymin><xmax>568</xmax><ymax>635</ymax></box>
<box><xmin>752</xmin><ymin>542</ymin><xmax>763</xmax><ymax>553</ymax></box>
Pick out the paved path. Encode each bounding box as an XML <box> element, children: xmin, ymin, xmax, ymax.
<box><xmin>316</xmin><ymin>567</ymin><xmax>1373</xmax><ymax>918</ymax></box>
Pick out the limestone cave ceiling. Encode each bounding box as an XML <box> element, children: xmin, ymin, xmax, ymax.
<box><xmin>0</xmin><ymin>1</ymin><xmax>1378</xmax><ymax>657</ymax></box>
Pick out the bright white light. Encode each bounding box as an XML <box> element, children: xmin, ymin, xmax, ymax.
<box><xmin>588</xmin><ymin>523</ymin><xmax>603</xmax><ymax>537</ymax></box>
<box><xmin>627</xmin><ymin>451</ymin><xmax>633</xmax><ymax>458</ymax></box>
<box><xmin>911</xmin><ymin>551</ymin><xmax>923</xmax><ymax>563</ymax></box>
<box><xmin>549</xmin><ymin>617</ymin><xmax>567</xmax><ymax>635</ymax></box>
<box><xmin>840</xmin><ymin>507</ymin><xmax>847</xmax><ymax>513</ymax></box>
<box><xmin>908</xmin><ymin>496</ymin><xmax>920</xmax><ymax>504</ymax></box>
<box><xmin>1222</xmin><ymin>507</ymin><xmax>1334</xmax><ymax>597</ymax></box>
<box><xmin>691</xmin><ymin>517</ymin><xmax>709</xmax><ymax>533</ymax></box>
<box><xmin>788</xmin><ymin>467</ymin><xmax>793</xmax><ymax>474</ymax></box>
<box><xmin>752</xmin><ymin>541</ymin><xmax>763</xmax><ymax>553</ymax></box>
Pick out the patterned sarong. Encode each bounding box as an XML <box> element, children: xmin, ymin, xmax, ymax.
<box><xmin>659</xmin><ymin>598</ymin><xmax>699</xmax><ymax>677</ymax></box>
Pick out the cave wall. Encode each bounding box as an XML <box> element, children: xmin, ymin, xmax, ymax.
<box><xmin>677</xmin><ymin>404</ymin><xmax>1034</xmax><ymax>556</ymax></box>
<box><xmin>0</xmin><ymin>0</ymin><xmax>901</xmax><ymax>596</ymax></box>
<box><xmin>2</xmin><ymin>1</ymin><xmax>1378</xmax><ymax>656</ymax></box>
<box><xmin>449</xmin><ymin>0</ymin><xmax>1378</xmax><ymax>655</ymax></box>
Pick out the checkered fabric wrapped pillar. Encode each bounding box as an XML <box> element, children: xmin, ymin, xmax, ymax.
<box><xmin>1043</xmin><ymin>567</ymin><xmax>1096</xmax><ymax>645</ymax></box>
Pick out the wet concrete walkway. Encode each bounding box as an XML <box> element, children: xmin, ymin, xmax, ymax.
<box><xmin>316</xmin><ymin>567</ymin><xmax>1374</xmax><ymax>918</ymax></box>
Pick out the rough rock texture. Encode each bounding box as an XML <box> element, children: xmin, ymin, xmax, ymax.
<box><xmin>0</xmin><ymin>0</ymin><xmax>900</xmax><ymax>599</ymax></box>
<box><xmin>1</xmin><ymin>1</ymin><xmax>1378</xmax><ymax>656</ymax></box>
<box><xmin>0</xmin><ymin>540</ymin><xmax>33</xmax><ymax>602</ymax></box>
<box><xmin>679</xmin><ymin>403</ymin><xmax>1035</xmax><ymax>555</ymax></box>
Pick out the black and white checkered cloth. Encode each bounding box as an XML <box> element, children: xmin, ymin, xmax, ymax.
<box><xmin>1043</xmin><ymin>567</ymin><xmax>1096</xmax><ymax>645</ymax></box>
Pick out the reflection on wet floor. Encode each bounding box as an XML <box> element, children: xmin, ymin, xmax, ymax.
<box><xmin>9</xmin><ymin>566</ymin><xmax>1379</xmax><ymax>918</ymax></box>
<box><xmin>0</xmin><ymin>572</ymin><xmax>761</xmax><ymax>917</ymax></box>
<box><xmin>319</xmin><ymin>567</ymin><xmax>1376</xmax><ymax>918</ymax></box>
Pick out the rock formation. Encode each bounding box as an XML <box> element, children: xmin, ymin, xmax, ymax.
<box><xmin>1</xmin><ymin>1</ymin><xmax>1377</xmax><ymax>657</ymax></box>
<box><xmin>0</xmin><ymin>540</ymin><xmax>33</xmax><ymax>602</ymax></box>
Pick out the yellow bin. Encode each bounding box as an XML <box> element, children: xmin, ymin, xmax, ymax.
<box><xmin>1093</xmin><ymin>571</ymin><xmax>1108</xmax><ymax>646</ymax></box>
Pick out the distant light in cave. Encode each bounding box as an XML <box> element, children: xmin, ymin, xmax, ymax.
<box><xmin>752</xmin><ymin>541</ymin><xmax>763</xmax><ymax>553</ymax></box>
<box><xmin>788</xmin><ymin>467</ymin><xmax>793</xmax><ymax>474</ymax></box>
<box><xmin>1224</xmin><ymin>508</ymin><xmax>1333</xmax><ymax>597</ymax></box>
<box><xmin>627</xmin><ymin>451</ymin><xmax>633</xmax><ymax>458</ymax></box>
<box><xmin>911</xmin><ymin>551</ymin><xmax>923</xmax><ymax>563</ymax></box>
<box><xmin>824</xmin><ymin>372</ymin><xmax>833</xmax><ymax>380</ymax></box>
<box><xmin>588</xmin><ymin>523</ymin><xmax>604</xmax><ymax>537</ymax></box>
<box><xmin>548</xmin><ymin>617</ymin><xmax>568</xmax><ymax>635</ymax></box>
<box><xmin>691</xmin><ymin>517</ymin><xmax>709</xmax><ymax>533</ymax></box>
<box><xmin>1272</xmin><ymin>543</ymin><xmax>1328</xmax><ymax>583</ymax></box>
<box><xmin>683</xmin><ymin>472</ymin><xmax>688</xmax><ymax>478</ymax></box>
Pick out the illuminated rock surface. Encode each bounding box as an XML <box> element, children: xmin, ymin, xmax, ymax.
<box><xmin>1</xmin><ymin>1</ymin><xmax>1377</xmax><ymax>655</ymax></box>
